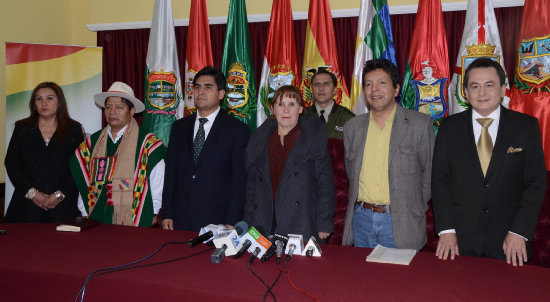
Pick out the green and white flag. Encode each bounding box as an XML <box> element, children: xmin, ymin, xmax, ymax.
<box><xmin>351</xmin><ymin>0</ymin><xmax>398</xmax><ymax>115</ymax></box>
<box><xmin>221</xmin><ymin>0</ymin><xmax>257</xmax><ymax>132</ymax></box>
<box><xmin>143</xmin><ymin>0</ymin><xmax>183</xmax><ymax>145</ymax></box>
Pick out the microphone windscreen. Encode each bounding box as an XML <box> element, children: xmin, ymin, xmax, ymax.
<box><xmin>234</xmin><ymin>221</ymin><xmax>249</xmax><ymax>236</ymax></box>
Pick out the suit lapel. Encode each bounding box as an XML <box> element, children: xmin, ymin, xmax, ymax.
<box><xmin>485</xmin><ymin>106</ymin><xmax>512</xmax><ymax>179</ymax></box>
<box><xmin>196</xmin><ymin>110</ymin><xmax>224</xmax><ymax>164</ymax></box>
<box><xmin>463</xmin><ymin>109</ymin><xmax>487</xmax><ymax>180</ymax></box>
<box><xmin>352</xmin><ymin>115</ymin><xmax>370</xmax><ymax>183</ymax></box>
<box><xmin>389</xmin><ymin>106</ymin><xmax>407</xmax><ymax>166</ymax></box>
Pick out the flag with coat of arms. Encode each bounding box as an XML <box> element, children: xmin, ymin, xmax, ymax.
<box><xmin>143</xmin><ymin>0</ymin><xmax>183</xmax><ymax>145</ymax></box>
<box><xmin>509</xmin><ymin>0</ymin><xmax>550</xmax><ymax>168</ymax></box>
<box><xmin>400</xmin><ymin>0</ymin><xmax>449</xmax><ymax>132</ymax></box>
<box><xmin>257</xmin><ymin>0</ymin><xmax>300</xmax><ymax>128</ymax></box>
<box><xmin>183</xmin><ymin>0</ymin><xmax>214</xmax><ymax>117</ymax></box>
<box><xmin>221</xmin><ymin>0</ymin><xmax>257</xmax><ymax>132</ymax></box>
<box><xmin>448</xmin><ymin>0</ymin><xmax>509</xmax><ymax>114</ymax></box>
<box><xmin>300</xmin><ymin>0</ymin><xmax>350</xmax><ymax>109</ymax></box>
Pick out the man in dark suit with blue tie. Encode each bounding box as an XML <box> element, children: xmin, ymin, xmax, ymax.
<box><xmin>432</xmin><ymin>58</ymin><xmax>546</xmax><ymax>266</ymax></box>
<box><xmin>161</xmin><ymin>66</ymin><xmax>250</xmax><ymax>231</ymax></box>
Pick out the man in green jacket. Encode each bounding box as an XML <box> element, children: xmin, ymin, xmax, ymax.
<box><xmin>307</xmin><ymin>68</ymin><xmax>355</xmax><ymax>139</ymax></box>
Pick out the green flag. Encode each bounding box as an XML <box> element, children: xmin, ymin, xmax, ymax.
<box><xmin>221</xmin><ymin>0</ymin><xmax>257</xmax><ymax>132</ymax></box>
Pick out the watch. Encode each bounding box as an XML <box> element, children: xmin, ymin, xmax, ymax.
<box><xmin>55</xmin><ymin>190</ymin><xmax>65</xmax><ymax>202</ymax></box>
<box><xmin>25</xmin><ymin>188</ymin><xmax>38</xmax><ymax>200</ymax></box>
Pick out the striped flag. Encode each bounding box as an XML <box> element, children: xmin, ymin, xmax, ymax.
<box><xmin>143</xmin><ymin>0</ymin><xmax>183</xmax><ymax>145</ymax></box>
<box><xmin>448</xmin><ymin>0</ymin><xmax>509</xmax><ymax>114</ymax></box>
<box><xmin>509</xmin><ymin>0</ymin><xmax>550</xmax><ymax>168</ymax></box>
<box><xmin>400</xmin><ymin>0</ymin><xmax>449</xmax><ymax>132</ymax></box>
<box><xmin>257</xmin><ymin>0</ymin><xmax>300</xmax><ymax>127</ymax></box>
<box><xmin>300</xmin><ymin>0</ymin><xmax>350</xmax><ymax>109</ymax></box>
<box><xmin>351</xmin><ymin>0</ymin><xmax>398</xmax><ymax>115</ymax></box>
<box><xmin>221</xmin><ymin>0</ymin><xmax>257</xmax><ymax>132</ymax></box>
<box><xmin>184</xmin><ymin>0</ymin><xmax>214</xmax><ymax>117</ymax></box>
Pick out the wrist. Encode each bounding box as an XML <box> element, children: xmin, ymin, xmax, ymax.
<box><xmin>55</xmin><ymin>190</ymin><xmax>65</xmax><ymax>203</ymax></box>
<box><xmin>25</xmin><ymin>188</ymin><xmax>38</xmax><ymax>200</ymax></box>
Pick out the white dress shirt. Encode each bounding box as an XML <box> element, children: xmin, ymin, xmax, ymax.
<box><xmin>77</xmin><ymin>124</ymin><xmax>165</xmax><ymax>216</ymax></box>
<box><xmin>193</xmin><ymin>106</ymin><xmax>221</xmax><ymax>140</ymax></box>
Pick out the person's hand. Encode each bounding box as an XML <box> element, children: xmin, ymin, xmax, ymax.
<box><xmin>32</xmin><ymin>192</ymin><xmax>50</xmax><ymax>211</ymax></box>
<box><xmin>43</xmin><ymin>193</ymin><xmax>60</xmax><ymax>210</ymax></box>
<box><xmin>503</xmin><ymin>233</ymin><xmax>528</xmax><ymax>266</ymax></box>
<box><xmin>152</xmin><ymin>215</ymin><xmax>158</xmax><ymax>227</ymax></box>
<box><xmin>162</xmin><ymin>219</ymin><xmax>174</xmax><ymax>230</ymax></box>
<box><xmin>436</xmin><ymin>233</ymin><xmax>460</xmax><ymax>260</ymax></box>
<box><xmin>318</xmin><ymin>232</ymin><xmax>331</xmax><ymax>240</ymax></box>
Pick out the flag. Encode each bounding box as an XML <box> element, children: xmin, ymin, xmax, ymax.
<box><xmin>509</xmin><ymin>0</ymin><xmax>550</xmax><ymax>168</ymax></box>
<box><xmin>400</xmin><ymin>0</ymin><xmax>449</xmax><ymax>132</ymax></box>
<box><xmin>300</xmin><ymin>0</ymin><xmax>350</xmax><ymax>109</ymax></box>
<box><xmin>221</xmin><ymin>0</ymin><xmax>257</xmax><ymax>132</ymax></box>
<box><xmin>448</xmin><ymin>0</ymin><xmax>509</xmax><ymax>114</ymax></box>
<box><xmin>257</xmin><ymin>0</ymin><xmax>300</xmax><ymax>127</ymax></box>
<box><xmin>143</xmin><ymin>0</ymin><xmax>183</xmax><ymax>145</ymax></box>
<box><xmin>350</xmin><ymin>0</ymin><xmax>398</xmax><ymax>115</ymax></box>
<box><xmin>184</xmin><ymin>0</ymin><xmax>214</xmax><ymax>117</ymax></box>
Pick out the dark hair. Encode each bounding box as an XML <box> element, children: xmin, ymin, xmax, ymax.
<box><xmin>193</xmin><ymin>66</ymin><xmax>226</xmax><ymax>91</ymax></box>
<box><xmin>362</xmin><ymin>59</ymin><xmax>400</xmax><ymax>89</ymax></box>
<box><xmin>18</xmin><ymin>82</ymin><xmax>78</xmax><ymax>141</ymax></box>
<box><xmin>463</xmin><ymin>57</ymin><xmax>506</xmax><ymax>91</ymax></box>
<box><xmin>270</xmin><ymin>85</ymin><xmax>306</xmax><ymax>116</ymax></box>
<box><xmin>106</xmin><ymin>96</ymin><xmax>134</xmax><ymax>110</ymax></box>
<box><xmin>311</xmin><ymin>67</ymin><xmax>337</xmax><ymax>87</ymax></box>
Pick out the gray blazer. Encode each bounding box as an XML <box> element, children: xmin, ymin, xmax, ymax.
<box><xmin>342</xmin><ymin>105</ymin><xmax>434</xmax><ymax>249</ymax></box>
<box><xmin>243</xmin><ymin>113</ymin><xmax>335</xmax><ymax>241</ymax></box>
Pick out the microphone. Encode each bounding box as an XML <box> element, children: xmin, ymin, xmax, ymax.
<box><xmin>302</xmin><ymin>236</ymin><xmax>323</xmax><ymax>257</ymax></box>
<box><xmin>235</xmin><ymin>226</ymin><xmax>272</xmax><ymax>259</ymax></box>
<box><xmin>234</xmin><ymin>239</ymin><xmax>252</xmax><ymax>259</ymax></box>
<box><xmin>275</xmin><ymin>240</ymin><xmax>285</xmax><ymax>264</ymax></box>
<box><xmin>211</xmin><ymin>221</ymin><xmax>250</xmax><ymax>263</ymax></box>
<box><xmin>287</xmin><ymin>243</ymin><xmax>296</xmax><ymax>259</ymax></box>
<box><xmin>189</xmin><ymin>231</ymin><xmax>213</xmax><ymax>247</ymax></box>
<box><xmin>261</xmin><ymin>236</ymin><xmax>277</xmax><ymax>262</ymax></box>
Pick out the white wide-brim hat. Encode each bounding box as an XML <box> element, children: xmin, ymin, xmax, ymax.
<box><xmin>94</xmin><ymin>81</ymin><xmax>145</xmax><ymax>113</ymax></box>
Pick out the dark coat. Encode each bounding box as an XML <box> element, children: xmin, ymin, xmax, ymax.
<box><xmin>161</xmin><ymin>110</ymin><xmax>250</xmax><ymax>231</ymax></box>
<box><xmin>5</xmin><ymin>120</ymin><xmax>84</xmax><ymax>223</ymax></box>
<box><xmin>243</xmin><ymin>113</ymin><xmax>335</xmax><ymax>241</ymax></box>
<box><xmin>432</xmin><ymin>107</ymin><xmax>547</xmax><ymax>260</ymax></box>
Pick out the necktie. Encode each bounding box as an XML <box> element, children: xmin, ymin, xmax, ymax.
<box><xmin>320</xmin><ymin>110</ymin><xmax>326</xmax><ymax>123</ymax></box>
<box><xmin>476</xmin><ymin>118</ymin><xmax>494</xmax><ymax>176</ymax></box>
<box><xmin>193</xmin><ymin>118</ymin><xmax>208</xmax><ymax>164</ymax></box>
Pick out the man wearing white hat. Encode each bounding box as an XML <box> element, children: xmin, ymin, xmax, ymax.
<box><xmin>69</xmin><ymin>82</ymin><xmax>167</xmax><ymax>227</ymax></box>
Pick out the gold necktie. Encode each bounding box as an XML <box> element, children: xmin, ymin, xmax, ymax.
<box><xmin>477</xmin><ymin>118</ymin><xmax>494</xmax><ymax>176</ymax></box>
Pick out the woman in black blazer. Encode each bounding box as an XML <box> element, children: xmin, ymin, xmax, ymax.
<box><xmin>5</xmin><ymin>82</ymin><xmax>84</xmax><ymax>223</ymax></box>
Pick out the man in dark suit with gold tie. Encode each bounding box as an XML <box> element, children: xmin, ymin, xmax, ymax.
<box><xmin>432</xmin><ymin>58</ymin><xmax>547</xmax><ymax>266</ymax></box>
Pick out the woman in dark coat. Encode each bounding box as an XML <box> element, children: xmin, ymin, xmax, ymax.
<box><xmin>243</xmin><ymin>85</ymin><xmax>335</xmax><ymax>241</ymax></box>
<box><xmin>5</xmin><ymin>82</ymin><xmax>84</xmax><ymax>223</ymax></box>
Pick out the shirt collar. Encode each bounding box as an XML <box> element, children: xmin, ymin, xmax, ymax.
<box><xmin>107</xmin><ymin>124</ymin><xmax>129</xmax><ymax>143</ymax></box>
<box><xmin>196</xmin><ymin>106</ymin><xmax>221</xmax><ymax>122</ymax></box>
<box><xmin>472</xmin><ymin>105</ymin><xmax>501</xmax><ymax>122</ymax></box>
<box><xmin>315</xmin><ymin>100</ymin><xmax>335</xmax><ymax>116</ymax></box>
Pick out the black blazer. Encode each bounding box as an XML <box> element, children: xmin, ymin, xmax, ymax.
<box><xmin>432</xmin><ymin>107</ymin><xmax>547</xmax><ymax>260</ymax></box>
<box><xmin>5</xmin><ymin>120</ymin><xmax>84</xmax><ymax>223</ymax></box>
<box><xmin>161</xmin><ymin>110</ymin><xmax>250</xmax><ymax>231</ymax></box>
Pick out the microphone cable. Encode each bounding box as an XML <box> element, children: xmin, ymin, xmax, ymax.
<box><xmin>248</xmin><ymin>252</ymin><xmax>276</xmax><ymax>301</ymax></box>
<box><xmin>262</xmin><ymin>250</ymin><xmax>292</xmax><ymax>302</ymax></box>
<box><xmin>75</xmin><ymin>240</ymin><xmax>213</xmax><ymax>302</ymax></box>
<box><xmin>277</xmin><ymin>253</ymin><xmax>319</xmax><ymax>302</ymax></box>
